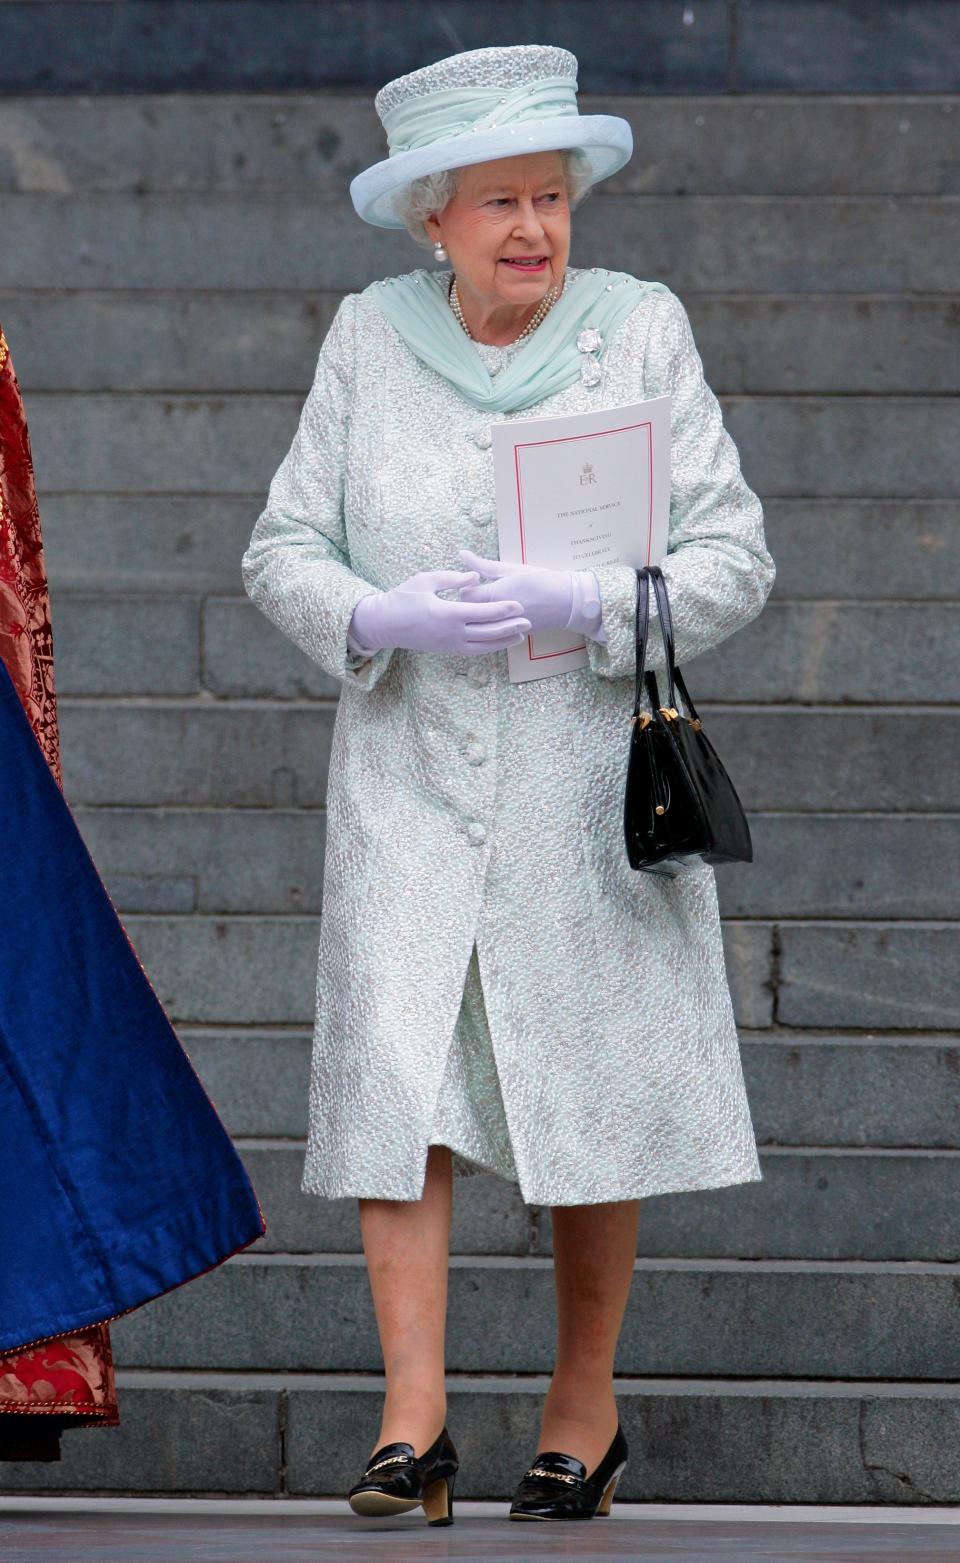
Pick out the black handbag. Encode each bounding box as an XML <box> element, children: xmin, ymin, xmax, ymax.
<box><xmin>624</xmin><ymin>564</ymin><xmax>753</xmax><ymax>872</ymax></box>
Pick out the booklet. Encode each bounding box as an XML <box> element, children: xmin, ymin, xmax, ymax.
<box><xmin>491</xmin><ymin>396</ymin><xmax>672</xmax><ymax>683</ymax></box>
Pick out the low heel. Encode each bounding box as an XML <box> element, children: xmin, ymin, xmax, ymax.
<box><xmin>595</xmin><ymin>1463</ymin><xmax>625</xmax><ymax>1517</ymax></box>
<box><xmin>422</xmin><ymin>1471</ymin><xmax>455</xmax><ymax>1526</ymax></box>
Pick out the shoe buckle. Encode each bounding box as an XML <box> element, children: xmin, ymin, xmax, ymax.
<box><xmin>526</xmin><ymin>1465</ymin><xmax>580</xmax><ymax>1485</ymax></box>
<box><xmin>364</xmin><ymin>1452</ymin><xmax>414</xmax><ymax>1477</ymax></box>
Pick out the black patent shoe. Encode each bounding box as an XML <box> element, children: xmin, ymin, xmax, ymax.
<box><xmin>348</xmin><ymin>1425</ymin><xmax>458</xmax><ymax>1525</ymax></box>
<box><xmin>509</xmin><ymin>1423</ymin><xmax>628</xmax><ymax>1520</ymax></box>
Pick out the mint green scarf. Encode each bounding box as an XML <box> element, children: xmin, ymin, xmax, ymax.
<box><xmin>371</xmin><ymin>266</ymin><xmax>661</xmax><ymax>414</ymax></box>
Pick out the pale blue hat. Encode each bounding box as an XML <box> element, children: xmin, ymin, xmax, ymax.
<box><xmin>350</xmin><ymin>44</ymin><xmax>634</xmax><ymax>229</ymax></box>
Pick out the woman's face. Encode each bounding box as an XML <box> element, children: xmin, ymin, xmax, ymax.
<box><xmin>424</xmin><ymin>151</ymin><xmax>571</xmax><ymax>310</ymax></box>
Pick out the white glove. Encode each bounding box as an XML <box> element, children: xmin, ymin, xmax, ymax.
<box><xmin>346</xmin><ymin>568</ymin><xmax>532</xmax><ymax>658</ymax></box>
<box><xmin>457</xmin><ymin>549</ymin><xmax>606</xmax><ymax>642</ymax></box>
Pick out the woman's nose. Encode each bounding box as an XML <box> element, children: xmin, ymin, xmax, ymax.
<box><xmin>513</xmin><ymin>203</ymin><xmax>547</xmax><ymax>238</ymax></box>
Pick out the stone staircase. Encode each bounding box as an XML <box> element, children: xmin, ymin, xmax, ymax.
<box><xmin>1</xmin><ymin>85</ymin><xmax>958</xmax><ymax>1499</ymax></box>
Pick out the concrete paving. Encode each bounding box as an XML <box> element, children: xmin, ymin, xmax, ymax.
<box><xmin>2</xmin><ymin>1499</ymin><xmax>960</xmax><ymax>1561</ymax></box>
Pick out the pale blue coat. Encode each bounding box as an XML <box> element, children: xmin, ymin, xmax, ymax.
<box><xmin>241</xmin><ymin>264</ymin><xmax>775</xmax><ymax>1206</ymax></box>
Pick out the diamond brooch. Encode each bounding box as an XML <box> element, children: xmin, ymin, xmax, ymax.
<box><xmin>577</xmin><ymin>325</ymin><xmax>603</xmax><ymax>387</ymax></box>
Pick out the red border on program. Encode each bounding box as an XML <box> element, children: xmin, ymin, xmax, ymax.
<box><xmin>513</xmin><ymin>421</ymin><xmax>654</xmax><ymax>662</ymax></box>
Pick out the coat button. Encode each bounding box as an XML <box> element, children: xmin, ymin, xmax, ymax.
<box><xmin>465</xmin><ymin>741</ymin><xmax>486</xmax><ymax>766</ymax></box>
<box><xmin>469</xmin><ymin>426</ymin><xmax>492</xmax><ymax>449</ymax></box>
<box><xmin>466</xmin><ymin>820</ymin><xmax>487</xmax><ymax>845</ymax></box>
<box><xmin>470</xmin><ymin>507</ymin><xmax>493</xmax><ymax>528</ymax></box>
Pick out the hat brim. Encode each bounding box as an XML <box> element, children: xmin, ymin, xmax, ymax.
<box><xmin>349</xmin><ymin>114</ymin><xmax>633</xmax><ymax>229</ymax></box>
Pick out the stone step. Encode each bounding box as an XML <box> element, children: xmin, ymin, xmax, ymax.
<box><xmin>237</xmin><ymin>1144</ymin><xmax>960</xmax><ymax>1263</ymax></box>
<box><xmin>48</xmin><ymin>899</ymin><xmax>955</xmax><ymax>1033</ymax></box>
<box><xmin>59</xmin><ymin>701</ymin><xmax>338</xmax><ymax>809</ymax></box>
<box><xmin>104</xmin><ymin>913</ymin><xmax>769</xmax><ymax>1029</ymax></box>
<box><xmin>700</xmin><ymin>710</ymin><xmax>956</xmax><ymax>814</ymax></box>
<box><xmin>182</xmin><ymin>1029</ymin><xmax>960</xmax><ymax>1151</ymax></box>
<box><xmin>73</xmin><ymin>807</ymin><xmax>329</xmax><ymax>916</ymax></box>
<box><xmin>289</xmin><ymin>1375</ymin><xmax>960</xmax><ymax>1504</ymax></box>
<box><xmin>687</xmin><ymin>602</ymin><xmax>960</xmax><ymax>703</ymax></box>
<box><xmin>719</xmin><ymin>817</ymin><xmax>960</xmax><ymax>920</ymax></box>
<box><xmin>53</xmin><ymin>595</ymin><xmax>200</xmax><ymax>697</ymax></box>
<box><xmin>761</xmin><ymin>501</ymin><xmax>960</xmax><ymax>602</ymax></box>
<box><xmin>57</xmin><ymin>702</ymin><xmax>959</xmax><ymax>812</ymax></box>
<box><xmin>37</xmin><ymin>495</ymin><xmax>960</xmax><ymax>602</ymax></box>
<box><xmin>51</xmin><ymin>596</ymin><xmax>337</xmax><ymax>701</ymax></box>
<box><xmin>107</xmin><ymin>1253</ymin><xmax>960</xmax><ymax>1378</ymax></box>
<box><xmin>3</xmin><ymin>194</ymin><xmax>958</xmax><ymax>292</ymax></box>
<box><xmin>0</xmin><ymin>2</ymin><xmax>955</xmax><ymax>96</ymax></box>
<box><xmin>24</xmin><ymin>390</ymin><xmax>959</xmax><ymax>498</ymax></box>
<box><xmin>6</xmin><ymin>289</ymin><xmax>959</xmax><ymax>393</ymax></box>
<box><xmin>3</xmin><ymin>1371</ymin><xmax>959</xmax><ymax>1501</ymax></box>
<box><xmin>72</xmin><ymin>807</ymin><xmax>960</xmax><ymax>919</ymax></box>
<box><xmin>776</xmin><ymin>923</ymin><xmax>960</xmax><ymax>1028</ymax></box>
<box><xmin>1</xmin><ymin>95</ymin><xmax>957</xmax><ymax>197</ymax></box>
<box><xmin>42</xmin><ymin>494</ymin><xmax>260</xmax><ymax>594</ymax></box>
<box><xmin>117</xmin><ymin>910</ymin><xmax>960</xmax><ymax>1031</ymax></box>
<box><xmin>49</xmin><ymin>595</ymin><xmax>960</xmax><ymax>704</ymax></box>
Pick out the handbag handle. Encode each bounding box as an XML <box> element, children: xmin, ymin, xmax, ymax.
<box><xmin>648</xmin><ymin>567</ymin><xmax>710</xmax><ymax>726</ymax></box>
<box><xmin>641</xmin><ymin>566</ymin><xmax>706</xmax><ymax>730</ymax></box>
<box><xmin>647</xmin><ymin>566</ymin><xmax>678</xmax><ymax>709</ymax></box>
<box><xmin>632</xmin><ymin>564</ymin><xmax>678</xmax><ymax>719</ymax></box>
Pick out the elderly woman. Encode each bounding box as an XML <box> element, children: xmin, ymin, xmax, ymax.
<box><xmin>242</xmin><ymin>44</ymin><xmax>775</xmax><ymax>1526</ymax></box>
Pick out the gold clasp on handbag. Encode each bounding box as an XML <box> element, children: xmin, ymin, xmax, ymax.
<box><xmin>658</xmin><ymin>707</ymin><xmax>680</xmax><ymax>721</ymax></box>
<box><xmin>630</xmin><ymin>712</ymin><xmax>652</xmax><ymax>729</ymax></box>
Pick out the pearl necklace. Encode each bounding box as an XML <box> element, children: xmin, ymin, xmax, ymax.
<box><xmin>449</xmin><ymin>272</ymin><xmax>564</xmax><ymax>345</ymax></box>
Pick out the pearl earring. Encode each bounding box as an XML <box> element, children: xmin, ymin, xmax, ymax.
<box><xmin>433</xmin><ymin>240</ymin><xmax>448</xmax><ymax>262</ymax></box>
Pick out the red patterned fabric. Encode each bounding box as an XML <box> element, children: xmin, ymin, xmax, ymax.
<box><xmin>0</xmin><ymin>324</ymin><xmax>119</xmax><ymax>1449</ymax></box>
<box><xmin>0</xmin><ymin>329</ymin><xmax>62</xmax><ymax>788</ymax></box>
<box><xmin>0</xmin><ymin>1327</ymin><xmax>119</xmax><ymax>1447</ymax></box>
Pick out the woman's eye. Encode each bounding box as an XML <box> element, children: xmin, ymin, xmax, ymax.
<box><xmin>487</xmin><ymin>193</ymin><xmax>562</xmax><ymax>208</ymax></box>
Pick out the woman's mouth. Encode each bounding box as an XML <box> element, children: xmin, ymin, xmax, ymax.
<box><xmin>500</xmin><ymin>256</ymin><xmax>549</xmax><ymax>272</ymax></box>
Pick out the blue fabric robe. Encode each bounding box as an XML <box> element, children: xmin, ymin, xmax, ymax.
<box><xmin>0</xmin><ymin>657</ymin><xmax>264</xmax><ymax>1353</ymax></box>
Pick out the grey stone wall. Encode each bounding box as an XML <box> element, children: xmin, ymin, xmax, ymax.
<box><xmin>1</xmin><ymin>84</ymin><xmax>958</xmax><ymax>1498</ymax></box>
<box><xmin>0</xmin><ymin>1</ymin><xmax>958</xmax><ymax>93</ymax></box>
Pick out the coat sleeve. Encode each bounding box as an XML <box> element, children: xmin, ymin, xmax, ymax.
<box><xmin>585</xmin><ymin>286</ymin><xmax>775</xmax><ymax>681</ymax></box>
<box><xmin>241</xmin><ymin>293</ymin><xmax>393</xmax><ymax>692</ymax></box>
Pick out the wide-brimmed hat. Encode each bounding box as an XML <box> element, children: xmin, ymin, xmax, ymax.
<box><xmin>349</xmin><ymin>44</ymin><xmax>633</xmax><ymax>229</ymax></box>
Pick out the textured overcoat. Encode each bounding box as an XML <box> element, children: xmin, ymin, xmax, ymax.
<box><xmin>242</xmin><ymin>264</ymin><xmax>776</xmax><ymax>1206</ymax></box>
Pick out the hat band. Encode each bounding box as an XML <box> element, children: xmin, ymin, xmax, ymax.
<box><xmin>382</xmin><ymin>76</ymin><xmax>579</xmax><ymax>157</ymax></box>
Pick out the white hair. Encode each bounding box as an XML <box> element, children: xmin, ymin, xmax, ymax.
<box><xmin>392</xmin><ymin>148</ymin><xmax>596</xmax><ymax>249</ymax></box>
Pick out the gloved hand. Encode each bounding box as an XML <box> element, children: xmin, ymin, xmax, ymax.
<box><xmin>347</xmin><ymin>568</ymin><xmax>532</xmax><ymax>658</ymax></box>
<box><xmin>457</xmin><ymin>549</ymin><xmax>605</xmax><ymax>640</ymax></box>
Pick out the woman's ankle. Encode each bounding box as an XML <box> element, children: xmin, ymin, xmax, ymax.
<box><xmin>544</xmin><ymin>1365</ymin><xmax>617</xmax><ymax>1415</ymax></box>
<box><xmin>374</xmin><ymin>1387</ymin><xmax>448</xmax><ymax>1457</ymax></box>
<box><xmin>537</xmin><ymin>1381</ymin><xmax>619</xmax><ymax>1472</ymax></box>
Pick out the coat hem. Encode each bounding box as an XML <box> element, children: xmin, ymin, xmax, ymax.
<box><xmin>300</xmin><ymin>1158</ymin><xmax>764</xmax><ymax>1206</ymax></box>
